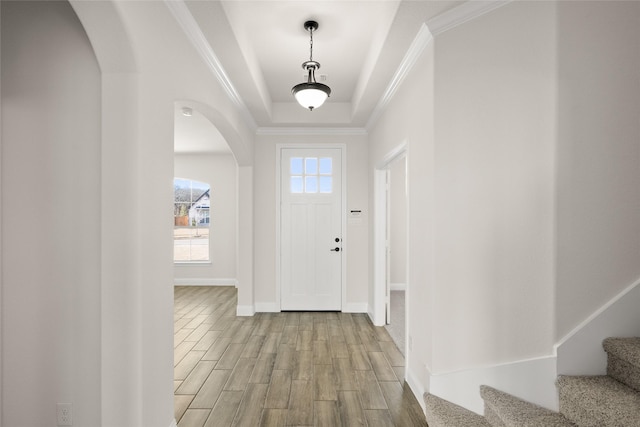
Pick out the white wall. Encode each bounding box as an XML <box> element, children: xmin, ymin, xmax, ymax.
<box><xmin>555</xmin><ymin>0</ymin><xmax>640</xmax><ymax>340</ymax></box>
<box><xmin>253</xmin><ymin>133</ymin><xmax>369</xmax><ymax>311</ymax></box>
<box><xmin>2</xmin><ymin>1</ymin><xmax>257</xmax><ymax>426</ymax></box>
<box><xmin>389</xmin><ymin>158</ymin><xmax>407</xmax><ymax>285</ymax></box>
<box><xmin>368</xmin><ymin>38</ymin><xmax>436</xmax><ymax>397</ymax></box>
<box><xmin>174</xmin><ymin>153</ymin><xmax>238</xmax><ymax>283</ymax></box>
<box><xmin>432</xmin><ymin>0</ymin><xmax>557</xmax><ymax>372</ymax></box>
<box><xmin>369</xmin><ymin>0</ymin><xmax>558</xmax><ymax>410</ymax></box>
<box><xmin>2</xmin><ymin>2</ymin><xmax>102</xmax><ymax>425</ymax></box>
<box><xmin>112</xmin><ymin>2</ymin><xmax>256</xmax><ymax>423</ymax></box>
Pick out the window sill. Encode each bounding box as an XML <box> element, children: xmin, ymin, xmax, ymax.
<box><xmin>174</xmin><ymin>261</ymin><xmax>212</xmax><ymax>266</ymax></box>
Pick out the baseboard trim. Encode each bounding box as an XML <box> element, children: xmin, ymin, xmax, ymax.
<box><xmin>169</xmin><ymin>419</ymin><xmax>177</xmax><ymax>427</ymax></box>
<box><xmin>236</xmin><ymin>305</ymin><xmax>255</xmax><ymax>317</ymax></box>
<box><xmin>390</xmin><ymin>283</ymin><xmax>406</xmax><ymax>291</ymax></box>
<box><xmin>255</xmin><ymin>302</ymin><xmax>279</xmax><ymax>313</ymax></box>
<box><xmin>428</xmin><ymin>355</ymin><xmax>558</xmax><ymax>415</ymax></box>
<box><xmin>407</xmin><ymin>368</ymin><xmax>427</xmax><ymax>413</ymax></box>
<box><xmin>342</xmin><ymin>303</ymin><xmax>368</xmax><ymax>313</ymax></box>
<box><xmin>556</xmin><ymin>276</ymin><xmax>640</xmax><ymax>376</ymax></box>
<box><xmin>174</xmin><ymin>278</ymin><xmax>237</xmax><ymax>287</ymax></box>
<box><xmin>248</xmin><ymin>302</ymin><xmax>369</xmax><ymax>313</ymax></box>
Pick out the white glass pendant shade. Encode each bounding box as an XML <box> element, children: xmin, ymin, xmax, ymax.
<box><xmin>292</xmin><ymin>83</ymin><xmax>331</xmax><ymax>111</ymax></box>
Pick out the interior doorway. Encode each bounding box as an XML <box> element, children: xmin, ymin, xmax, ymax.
<box><xmin>386</xmin><ymin>157</ymin><xmax>407</xmax><ymax>353</ymax></box>
<box><xmin>374</xmin><ymin>143</ymin><xmax>408</xmax><ymax>358</ymax></box>
<box><xmin>173</xmin><ymin>103</ymin><xmax>238</xmax><ymax>285</ymax></box>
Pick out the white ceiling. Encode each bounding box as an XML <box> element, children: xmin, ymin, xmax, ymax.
<box><xmin>174</xmin><ymin>105</ymin><xmax>231</xmax><ymax>154</ymax></box>
<box><xmin>174</xmin><ymin>0</ymin><xmax>466</xmax><ymax>152</ymax></box>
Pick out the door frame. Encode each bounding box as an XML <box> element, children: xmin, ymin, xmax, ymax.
<box><xmin>275</xmin><ymin>143</ymin><xmax>347</xmax><ymax>312</ymax></box>
<box><xmin>373</xmin><ymin>142</ymin><xmax>408</xmax><ymax>327</ymax></box>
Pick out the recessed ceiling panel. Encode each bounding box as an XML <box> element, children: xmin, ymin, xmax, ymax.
<box><xmin>221</xmin><ymin>1</ymin><xmax>401</xmax><ymax>105</ymax></box>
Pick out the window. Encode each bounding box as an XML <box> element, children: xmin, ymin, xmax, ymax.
<box><xmin>174</xmin><ymin>178</ymin><xmax>210</xmax><ymax>262</ymax></box>
<box><xmin>290</xmin><ymin>157</ymin><xmax>332</xmax><ymax>194</ymax></box>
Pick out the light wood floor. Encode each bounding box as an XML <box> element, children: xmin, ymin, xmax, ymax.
<box><xmin>174</xmin><ymin>286</ymin><xmax>428</xmax><ymax>427</ymax></box>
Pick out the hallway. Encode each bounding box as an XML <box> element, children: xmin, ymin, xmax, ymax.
<box><xmin>174</xmin><ymin>286</ymin><xmax>427</xmax><ymax>426</ymax></box>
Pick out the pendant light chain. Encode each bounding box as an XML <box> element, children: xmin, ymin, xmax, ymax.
<box><xmin>309</xmin><ymin>26</ymin><xmax>314</xmax><ymax>62</ymax></box>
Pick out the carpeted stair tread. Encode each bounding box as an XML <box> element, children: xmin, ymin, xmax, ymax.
<box><xmin>480</xmin><ymin>385</ymin><xmax>576</xmax><ymax>427</ymax></box>
<box><xmin>603</xmin><ymin>337</ymin><xmax>640</xmax><ymax>392</ymax></box>
<box><xmin>557</xmin><ymin>375</ymin><xmax>640</xmax><ymax>427</ymax></box>
<box><xmin>424</xmin><ymin>393</ymin><xmax>491</xmax><ymax>427</ymax></box>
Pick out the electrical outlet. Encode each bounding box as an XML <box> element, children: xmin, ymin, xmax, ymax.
<box><xmin>57</xmin><ymin>403</ymin><xmax>72</xmax><ymax>426</ymax></box>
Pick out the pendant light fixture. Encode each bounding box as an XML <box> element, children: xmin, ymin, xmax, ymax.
<box><xmin>291</xmin><ymin>20</ymin><xmax>331</xmax><ymax>111</ymax></box>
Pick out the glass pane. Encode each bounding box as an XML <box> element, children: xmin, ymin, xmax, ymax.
<box><xmin>173</xmin><ymin>228</ymin><xmax>190</xmax><ymax>262</ymax></box>
<box><xmin>174</xmin><ymin>203</ymin><xmax>190</xmax><ymax>223</ymax></box>
<box><xmin>319</xmin><ymin>158</ymin><xmax>332</xmax><ymax>175</ymax></box>
<box><xmin>190</xmin><ymin>181</ymin><xmax>209</xmax><ymax>200</ymax></box>
<box><xmin>189</xmin><ymin>227</ymin><xmax>209</xmax><ymax>261</ymax></box>
<box><xmin>305</xmin><ymin>157</ymin><xmax>318</xmax><ymax>175</ymax></box>
<box><xmin>319</xmin><ymin>176</ymin><xmax>332</xmax><ymax>193</ymax></box>
<box><xmin>174</xmin><ymin>179</ymin><xmax>192</xmax><ymax>203</ymax></box>
<box><xmin>291</xmin><ymin>176</ymin><xmax>303</xmax><ymax>193</ymax></box>
<box><xmin>290</xmin><ymin>157</ymin><xmax>303</xmax><ymax>175</ymax></box>
<box><xmin>305</xmin><ymin>176</ymin><xmax>318</xmax><ymax>193</ymax></box>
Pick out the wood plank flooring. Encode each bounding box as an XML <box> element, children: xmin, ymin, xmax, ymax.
<box><xmin>174</xmin><ymin>286</ymin><xmax>428</xmax><ymax>427</ymax></box>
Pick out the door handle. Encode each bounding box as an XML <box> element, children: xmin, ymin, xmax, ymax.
<box><xmin>330</xmin><ymin>247</ymin><xmax>341</xmax><ymax>252</ymax></box>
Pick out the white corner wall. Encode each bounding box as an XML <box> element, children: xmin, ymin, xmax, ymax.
<box><xmin>370</xmin><ymin>0</ymin><xmax>560</xmax><ymax>413</ymax></box>
<box><xmin>1</xmin><ymin>2</ymin><xmax>102</xmax><ymax>425</ymax></box>
<box><xmin>368</xmin><ymin>38</ymin><xmax>436</xmax><ymax>401</ymax></box>
<box><xmin>174</xmin><ymin>153</ymin><xmax>238</xmax><ymax>284</ymax></box>
<box><xmin>555</xmin><ymin>0</ymin><xmax>640</xmax><ymax>341</ymax></box>
<box><xmin>374</xmin><ymin>0</ymin><xmax>640</xmax><ymax>415</ymax></box>
<box><xmin>557</xmin><ymin>279</ymin><xmax>640</xmax><ymax>376</ymax></box>
<box><xmin>432</xmin><ymin>0</ymin><xmax>557</xmax><ymax>373</ymax></box>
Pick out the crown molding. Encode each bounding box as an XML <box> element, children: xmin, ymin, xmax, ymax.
<box><xmin>365</xmin><ymin>1</ymin><xmax>513</xmax><ymax>131</ymax></box>
<box><xmin>256</xmin><ymin>127</ymin><xmax>367</xmax><ymax>136</ymax></box>
<box><xmin>427</xmin><ymin>0</ymin><xmax>514</xmax><ymax>36</ymax></box>
<box><xmin>165</xmin><ymin>0</ymin><xmax>257</xmax><ymax>131</ymax></box>
<box><xmin>366</xmin><ymin>23</ymin><xmax>433</xmax><ymax>131</ymax></box>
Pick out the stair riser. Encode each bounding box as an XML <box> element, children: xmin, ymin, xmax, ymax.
<box><xmin>484</xmin><ymin>405</ymin><xmax>506</xmax><ymax>427</ymax></box>
<box><xmin>608</xmin><ymin>355</ymin><xmax>640</xmax><ymax>392</ymax></box>
<box><xmin>559</xmin><ymin>395</ymin><xmax>601</xmax><ymax>427</ymax></box>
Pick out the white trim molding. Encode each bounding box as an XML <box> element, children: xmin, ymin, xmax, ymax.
<box><xmin>556</xmin><ymin>277</ymin><xmax>640</xmax><ymax>376</ymax></box>
<box><xmin>342</xmin><ymin>303</ymin><xmax>368</xmax><ymax>313</ymax></box>
<box><xmin>164</xmin><ymin>0</ymin><xmax>257</xmax><ymax>130</ymax></box>
<box><xmin>255</xmin><ymin>302</ymin><xmax>279</xmax><ymax>313</ymax></box>
<box><xmin>236</xmin><ymin>305</ymin><xmax>255</xmax><ymax>317</ymax></box>
<box><xmin>256</xmin><ymin>127</ymin><xmax>367</xmax><ymax>136</ymax></box>
<box><xmin>428</xmin><ymin>355</ymin><xmax>558</xmax><ymax>415</ymax></box>
<box><xmin>366</xmin><ymin>24</ymin><xmax>433</xmax><ymax>131</ymax></box>
<box><xmin>390</xmin><ymin>283</ymin><xmax>407</xmax><ymax>291</ymax></box>
<box><xmin>174</xmin><ymin>278</ymin><xmax>238</xmax><ymax>287</ymax></box>
<box><xmin>169</xmin><ymin>420</ymin><xmax>177</xmax><ymax>427</ymax></box>
<box><xmin>426</xmin><ymin>0</ymin><xmax>514</xmax><ymax>36</ymax></box>
<box><xmin>407</xmin><ymin>368</ymin><xmax>427</xmax><ymax>413</ymax></box>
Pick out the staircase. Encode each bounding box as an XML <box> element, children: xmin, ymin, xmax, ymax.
<box><xmin>424</xmin><ymin>337</ymin><xmax>640</xmax><ymax>427</ymax></box>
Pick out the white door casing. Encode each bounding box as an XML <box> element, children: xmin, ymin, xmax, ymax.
<box><xmin>385</xmin><ymin>169</ymin><xmax>392</xmax><ymax>324</ymax></box>
<box><xmin>280</xmin><ymin>147</ymin><xmax>343</xmax><ymax>311</ymax></box>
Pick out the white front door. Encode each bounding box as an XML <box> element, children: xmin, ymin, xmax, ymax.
<box><xmin>281</xmin><ymin>148</ymin><xmax>342</xmax><ymax>311</ymax></box>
